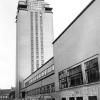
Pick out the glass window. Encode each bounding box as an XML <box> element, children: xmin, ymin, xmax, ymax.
<box><xmin>47</xmin><ymin>67</ymin><xmax>52</xmax><ymax>73</ymax></box>
<box><xmin>69</xmin><ymin>97</ymin><xmax>75</xmax><ymax>100</ymax></box>
<box><xmin>34</xmin><ymin>76</ymin><xmax>36</xmax><ymax>81</ymax></box>
<box><xmin>59</xmin><ymin>70</ymin><xmax>68</xmax><ymax>89</ymax></box>
<box><xmin>52</xmin><ymin>98</ymin><xmax>55</xmax><ymax>100</ymax></box>
<box><xmin>68</xmin><ymin>65</ymin><xmax>83</xmax><ymax>87</ymax></box>
<box><xmin>76</xmin><ymin>97</ymin><xmax>83</xmax><ymax>100</ymax></box>
<box><xmin>88</xmin><ymin>96</ymin><xmax>97</xmax><ymax>100</ymax></box>
<box><xmin>51</xmin><ymin>83</ymin><xmax>55</xmax><ymax>92</ymax></box>
<box><xmin>38</xmin><ymin>73</ymin><xmax>41</xmax><ymax>78</ymax></box>
<box><xmin>41</xmin><ymin>71</ymin><xmax>45</xmax><ymax>77</ymax></box>
<box><xmin>52</xmin><ymin>65</ymin><xmax>55</xmax><ymax>70</ymax></box>
<box><xmin>46</xmin><ymin>85</ymin><xmax>50</xmax><ymax>93</ymax></box>
<box><xmin>85</xmin><ymin>58</ymin><xmax>100</xmax><ymax>83</ymax></box>
<box><xmin>44</xmin><ymin>70</ymin><xmax>47</xmax><ymax>75</ymax></box>
<box><xmin>62</xmin><ymin>98</ymin><xmax>66</xmax><ymax>100</ymax></box>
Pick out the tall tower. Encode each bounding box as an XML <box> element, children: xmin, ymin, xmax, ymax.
<box><xmin>16</xmin><ymin>0</ymin><xmax>53</xmax><ymax>98</ymax></box>
<box><xmin>27</xmin><ymin>0</ymin><xmax>53</xmax><ymax>72</ymax></box>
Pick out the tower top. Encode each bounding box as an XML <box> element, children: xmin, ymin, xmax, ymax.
<box><xmin>18</xmin><ymin>1</ymin><xmax>27</xmax><ymax>11</ymax></box>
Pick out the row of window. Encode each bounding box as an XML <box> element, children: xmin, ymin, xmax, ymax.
<box><xmin>0</xmin><ymin>96</ymin><xmax>8</xmax><ymax>99</ymax></box>
<box><xmin>31</xmin><ymin>11</ymin><xmax>34</xmax><ymax>72</ymax></box>
<box><xmin>27</xmin><ymin>83</ymin><xmax>55</xmax><ymax>96</ymax></box>
<box><xmin>59</xmin><ymin>57</ymin><xmax>100</xmax><ymax>89</ymax></box>
<box><xmin>35</xmin><ymin>12</ymin><xmax>39</xmax><ymax>69</ymax></box>
<box><xmin>62</xmin><ymin>96</ymin><xmax>97</xmax><ymax>100</ymax></box>
<box><xmin>40</xmin><ymin>12</ymin><xmax>44</xmax><ymax>65</ymax></box>
<box><xmin>25</xmin><ymin>65</ymin><xmax>55</xmax><ymax>87</ymax></box>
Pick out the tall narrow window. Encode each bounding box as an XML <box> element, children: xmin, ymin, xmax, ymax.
<box><xmin>85</xmin><ymin>58</ymin><xmax>100</xmax><ymax>83</ymax></box>
<box><xmin>31</xmin><ymin>12</ymin><xmax>34</xmax><ymax>72</ymax></box>
<box><xmin>40</xmin><ymin>12</ymin><xmax>44</xmax><ymax>65</ymax></box>
<box><xmin>51</xmin><ymin>83</ymin><xmax>55</xmax><ymax>92</ymax></box>
<box><xmin>35</xmin><ymin>12</ymin><xmax>39</xmax><ymax>69</ymax></box>
<box><xmin>59</xmin><ymin>70</ymin><xmax>68</xmax><ymax>89</ymax></box>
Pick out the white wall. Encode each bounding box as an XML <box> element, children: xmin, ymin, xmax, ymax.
<box><xmin>43</xmin><ymin>11</ymin><xmax>54</xmax><ymax>63</ymax></box>
<box><xmin>16</xmin><ymin>10</ymin><xmax>31</xmax><ymax>94</ymax></box>
<box><xmin>54</xmin><ymin>0</ymin><xmax>100</xmax><ymax>91</ymax></box>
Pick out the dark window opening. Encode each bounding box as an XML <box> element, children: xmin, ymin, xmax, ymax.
<box><xmin>52</xmin><ymin>98</ymin><xmax>55</xmax><ymax>100</ymax></box>
<box><xmin>85</xmin><ymin>58</ymin><xmax>100</xmax><ymax>83</ymax></box>
<box><xmin>69</xmin><ymin>97</ymin><xmax>75</xmax><ymax>100</ymax></box>
<box><xmin>76</xmin><ymin>97</ymin><xmax>83</xmax><ymax>100</ymax></box>
<box><xmin>59</xmin><ymin>70</ymin><xmax>68</xmax><ymax>89</ymax></box>
<box><xmin>88</xmin><ymin>96</ymin><xmax>97</xmax><ymax>100</ymax></box>
<box><xmin>62</xmin><ymin>98</ymin><xmax>66</xmax><ymax>100</ymax></box>
<box><xmin>68</xmin><ymin>65</ymin><xmax>83</xmax><ymax>87</ymax></box>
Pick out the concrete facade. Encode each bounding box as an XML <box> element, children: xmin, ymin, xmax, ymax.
<box><xmin>16</xmin><ymin>2</ymin><xmax>31</xmax><ymax>98</ymax></box>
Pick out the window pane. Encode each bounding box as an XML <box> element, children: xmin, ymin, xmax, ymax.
<box><xmin>76</xmin><ymin>97</ymin><xmax>83</xmax><ymax>100</ymax></box>
<box><xmin>62</xmin><ymin>98</ymin><xmax>66</xmax><ymax>100</ymax></box>
<box><xmin>69</xmin><ymin>97</ymin><xmax>75</xmax><ymax>100</ymax></box>
<box><xmin>68</xmin><ymin>65</ymin><xmax>83</xmax><ymax>87</ymax></box>
<box><xmin>88</xmin><ymin>96</ymin><xmax>97</xmax><ymax>100</ymax></box>
<box><xmin>85</xmin><ymin>58</ymin><xmax>100</xmax><ymax>83</ymax></box>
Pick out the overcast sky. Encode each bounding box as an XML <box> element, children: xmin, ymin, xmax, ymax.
<box><xmin>0</xmin><ymin>0</ymin><xmax>91</xmax><ymax>89</ymax></box>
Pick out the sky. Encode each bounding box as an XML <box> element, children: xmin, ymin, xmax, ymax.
<box><xmin>0</xmin><ymin>0</ymin><xmax>91</xmax><ymax>89</ymax></box>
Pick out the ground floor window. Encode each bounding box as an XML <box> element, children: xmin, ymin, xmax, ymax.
<box><xmin>69</xmin><ymin>97</ymin><xmax>75</xmax><ymax>100</ymax></box>
<box><xmin>52</xmin><ymin>98</ymin><xmax>55</xmax><ymax>100</ymax></box>
<box><xmin>62</xmin><ymin>98</ymin><xmax>66</xmax><ymax>100</ymax></box>
<box><xmin>76</xmin><ymin>97</ymin><xmax>83</xmax><ymax>100</ymax></box>
<box><xmin>88</xmin><ymin>96</ymin><xmax>97</xmax><ymax>100</ymax></box>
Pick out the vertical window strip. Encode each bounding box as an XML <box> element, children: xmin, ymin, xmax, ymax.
<box><xmin>35</xmin><ymin>12</ymin><xmax>39</xmax><ymax>69</ymax></box>
<box><xmin>40</xmin><ymin>12</ymin><xmax>44</xmax><ymax>65</ymax></box>
<box><xmin>31</xmin><ymin>12</ymin><xmax>34</xmax><ymax>72</ymax></box>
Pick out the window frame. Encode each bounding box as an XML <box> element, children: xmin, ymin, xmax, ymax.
<box><xmin>84</xmin><ymin>57</ymin><xmax>100</xmax><ymax>83</ymax></box>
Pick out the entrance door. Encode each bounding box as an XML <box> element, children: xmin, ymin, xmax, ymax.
<box><xmin>76</xmin><ymin>97</ymin><xmax>83</xmax><ymax>100</ymax></box>
<box><xmin>88</xmin><ymin>96</ymin><xmax>97</xmax><ymax>100</ymax></box>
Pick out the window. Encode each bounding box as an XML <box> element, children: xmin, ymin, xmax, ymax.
<box><xmin>76</xmin><ymin>97</ymin><xmax>83</xmax><ymax>100</ymax></box>
<box><xmin>85</xmin><ymin>58</ymin><xmax>100</xmax><ymax>83</ymax></box>
<box><xmin>47</xmin><ymin>85</ymin><xmax>50</xmax><ymax>93</ymax></box>
<box><xmin>52</xmin><ymin>65</ymin><xmax>55</xmax><ymax>70</ymax></box>
<box><xmin>47</xmin><ymin>67</ymin><xmax>51</xmax><ymax>73</ymax></box>
<box><xmin>68</xmin><ymin>65</ymin><xmax>83</xmax><ymax>87</ymax></box>
<box><xmin>88</xmin><ymin>96</ymin><xmax>97</xmax><ymax>100</ymax></box>
<box><xmin>51</xmin><ymin>83</ymin><xmax>55</xmax><ymax>92</ymax></box>
<box><xmin>44</xmin><ymin>70</ymin><xmax>47</xmax><ymax>75</ymax></box>
<box><xmin>62</xmin><ymin>98</ymin><xmax>66</xmax><ymax>100</ymax></box>
<box><xmin>59</xmin><ymin>70</ymin><xmax>68</xmax><ymax>89</ymax></box>
<box><xmin>69</xmin><ymin>97</ymin><xmax>75</xmax><ymax>100</ymax></box>
<box><xmin>52</xmin><ymin>98</ymin><xmax>55</xmax><ymax>100</ymax></box>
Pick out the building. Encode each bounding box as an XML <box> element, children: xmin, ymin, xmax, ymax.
<box><xmin>21</xmin><ymin>57</ymin><xmax>55</xmax><ymax>100</ymax></box>
<box><xmin>16</xmin><ymin>0</ymin><xmax>100</xmax><ymax>100</ymax></box>
<box><xmin>0</xmin><ymin>89</ymin><xmax>11</xmax><ymax>100</ymax></box>
<box><xmin>53</xmin><ymin>0</ymin><xmax>100</xmax><ymax>100</ymax></box>
<box><xmin>16</xmin><ymin>0</ymin><xmax>53</xmax><ymax>99</ymax></box>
